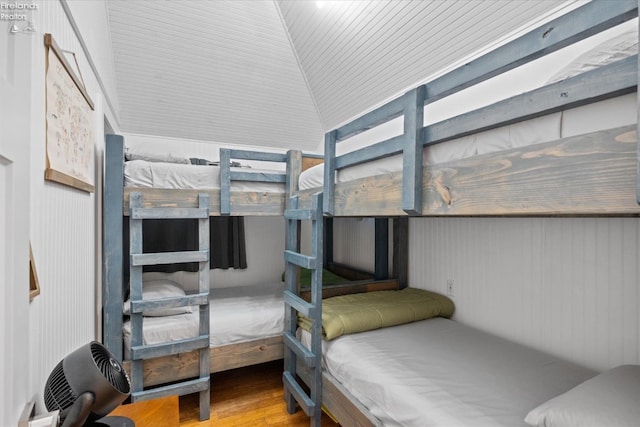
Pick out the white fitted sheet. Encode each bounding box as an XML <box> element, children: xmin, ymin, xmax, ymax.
<box><xmin>299</xmin><ymin>93</ymin><xmax>636</xmax><ymax>191</ymax></box>
<box><xmin>124</xmin><ymin>160</ymin><xmax>285</xmax><ymax>193</ymax></box>
<box><xmin>123</xmin><ymin>281</ymin><xmax>285</xmax><ymax>359</ymax></box>
<box><xmin>302</xmin><ymin>317</ymin><xmax>595</xmax><ymax>427</ymax></box>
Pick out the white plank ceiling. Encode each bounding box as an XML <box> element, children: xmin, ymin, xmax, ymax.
<box><xmin>106</xmin><ymin>0</ymin><xmax>579</xmax><ymax>152</ymax></box>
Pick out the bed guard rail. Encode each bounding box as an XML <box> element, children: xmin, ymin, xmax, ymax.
<box><xmin>219</xmin><ymin>148</ymin><xmax>300</xmax><ymax>215</ymax></box>
<box><xmin>322</xmin><ymin>0</ymin><xmax>638</xmax><ymax>216</ymax></box>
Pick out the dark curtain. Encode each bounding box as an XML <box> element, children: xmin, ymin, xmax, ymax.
<box><xmin>123</xmin><ymin>217</ymin><xmax>247</xmax><ymax>274</ymax></box>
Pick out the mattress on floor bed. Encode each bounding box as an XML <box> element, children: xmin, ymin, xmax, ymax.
<box><xmin>302</xmin><ymin>317</ymin><xmax>595</xmax><ymax>427</ymax></box>
<box><xmin>123</xmin><ymin>281</ymin><xmax>285</xmax><ymax>359</ymax></box>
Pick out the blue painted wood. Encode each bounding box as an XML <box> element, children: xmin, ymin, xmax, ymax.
<box><xmin>131</xmin><ymin>377</ymin><xmax>209</xmax><ymax>402</ymax></box>
<box><xmin>283</xmin><ymin>290</ymin><xmax>314</xmax><ymax>318</ymax></box>
<box><xmin>283</xmin><ymin>371</ymin><xmax>316</xmax><ymax>417</ymax></box>
<box><xmin>196</xmin><ymin>193</ymin><xmax>210</xmax><ymax>422</ymax></box>
<box><xmin>283</xmin><ymin>331</ymin><xmax>316</xmax><ymax>366</ymax></box>
<box><xmin>219</xmin><ymin>149</ymin><xmax>232</xmax><ymax>215</ymax></box>
<box><xmin>103</xmin><ymin>134</ymin><xmax>125</xmax><ymax>361</ymax></box>
<box><xmin>130</xmin><ymin>250</ymin><xmax>208</xmax><ymax>266</ymax></box>
<box><xmin>284</xmin><ymin>250</ymin><xmax>317</xmax><ymax>269</ymax></box>
<box><xmin>129</xmin><ymin>192</ymin><xmax>145</xmax><ymax>396</ymax></box>
<box><xmin>323</xmin><ymin>130</ymin><xmax>337</xmax><ymax>215</ymax></box>
<box><xmin>423</xmin><ymin>56</ymin><xmax>637</xmax><ymax>147</ymax></box>
<box><xmin>229</xmin><ymin>170</ymin><xmax>286</xmax><ymax>183</ymax></box>
<box><xmin>130</xmin><ymin>293</ymin><xmax>208</xmax><ymax>313</ymax></box>
<box><xmin>131</xmin><ymin>207</ymin><xmax>209</xmax><ymax>220</ymax></box>
<box><xmin>424</xmin><ymin>0</ymin><xmax>637</xmax><ymax>104</ymax></box>
<box><xmin>335</xmin><ymin>96</ymin><xmax>405</xmax><ymax>141</ymax></box>
<box><xmin>402</xmin><ymin>86</ymin><xmax>425</xmax><ymax>215</ymax></box>
<box><xmin>374</xmin><ymin>218</ymin><xmax>389</xmax><ymax>280</ymax></box>
<box><xmin>130</xmin><ymin>336</ymin><xmax>209</xmax><ymax>360</ymax></box>
<box><xmin>283</xmin><ymin>208</ymin><xmax>313</xmax><ymax>221</ymax></box>
<box><xmin>283</xmin><ymin>193</ymin><xmax>323</xmax><ymax>426</ymax></box>
<box><xmin>225</xmin><ymin>149</ymin><xmax>287</xmax><ymax>163</ymax></box>
<box><xmin>336</xmin><ymin>135</ymin><xmax>405</xmax><ymax>169</ymax></box>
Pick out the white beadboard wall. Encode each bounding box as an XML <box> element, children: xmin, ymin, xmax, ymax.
<box><xmin>27</xmin><ymin>0</ymin><xmax>118</xmax><ymax>416</ymax></box>
<box><xmin>405</xmin><ymin>217</ymin><xmax>640</xmax><ymax>372</ymax></box>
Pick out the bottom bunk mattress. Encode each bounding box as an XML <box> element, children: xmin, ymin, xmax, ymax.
<box><xmin>123</xmin><ymin>281</ymin><xmax>285</xmax><ymax>359</ymax></box>
<box><xmin>303</xmin><ymin>317</ymin><xmax>596</xmax><ymax>427</ymax></box>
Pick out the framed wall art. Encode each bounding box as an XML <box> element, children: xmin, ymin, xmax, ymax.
<box><xmin>44</xmin><ymin>33</ymin><xmax>95</xmax><ymax>192</ymax></box>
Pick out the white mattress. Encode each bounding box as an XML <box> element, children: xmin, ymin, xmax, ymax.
<box><xmin>302</xmin><ymin>317</ymin><xmax>595</xmax><ymax>427</ymax></box>
<box><xmin>123</xmin><ymin>281</ymin><xmax>285</xmax><ymax>359</ymax></box>
<box><xmin>299</xmin><ymin>92</ymin><xmax>636</xmax><ymax>191</ymax></box>
<box><xmin>124</xmin><ymin>160</ymin><xmax>285</xmax><ymax>193</ymax></box>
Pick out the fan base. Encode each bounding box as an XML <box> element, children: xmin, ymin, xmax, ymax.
<box><xmin>91</xmin><ymin>416</ymin><xmax>134</xmax><ymax>427</ymax></box>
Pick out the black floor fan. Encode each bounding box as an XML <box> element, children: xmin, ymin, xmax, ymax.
<box><xmin>44</xmin><ymin>341</ymin><xmax>133</xmax><ymax>427</ymax></box>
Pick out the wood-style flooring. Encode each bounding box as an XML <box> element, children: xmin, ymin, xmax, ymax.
<box><xmin>179</xmin><ymin>360</ymin><xmax>340</xmax><ymax>426</ymax></box>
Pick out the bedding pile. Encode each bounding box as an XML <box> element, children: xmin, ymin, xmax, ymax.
<box><xmin>298</xmin><ymin>287</ymin><xmax>454</xmax><ymax>340</ymax></box>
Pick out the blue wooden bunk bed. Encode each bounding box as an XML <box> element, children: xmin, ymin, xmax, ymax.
<box><xmin>282</xmin><ymin>1</ymin><xmax>640</xmax><ymax>426</ymax></box>
<box><xmin>102</xmin><ymin>139</ymin><xmax>311</xmax><ymax>420</ymax></box>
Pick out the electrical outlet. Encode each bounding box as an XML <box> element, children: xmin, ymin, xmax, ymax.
<box><xmin>446</xmin><ymin>279</ymin><xmax>455</xmax><ymax>296</ymax></box>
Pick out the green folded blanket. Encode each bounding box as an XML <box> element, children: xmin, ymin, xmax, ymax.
<box><xmin>299</xmin><ymin>288</ymin><xmax>454</xmax><ymax>340</ymax></box>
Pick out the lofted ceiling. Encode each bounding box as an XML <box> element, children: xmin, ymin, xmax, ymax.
<box><xmin>106</xmin><ymin>0</ymin><xmax>579</xmax><ymax>152</ymax></box>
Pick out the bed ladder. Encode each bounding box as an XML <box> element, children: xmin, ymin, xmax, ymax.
<box><xmin>128</xmin><ymin>192</ymin><xmax>211</xmax><ymax>421</ymax></box>
<box><xmin>283</xmin><ymin>192</ymin><xmax>323</xmax><ymax>427</ymax></box>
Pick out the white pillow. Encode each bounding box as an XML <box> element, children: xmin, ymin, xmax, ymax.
<box><xmin>123</xmin><ymin>279</ymin><xmax>193</xmax><ymax>317</ymax></box>
<box><xmin>525</xmin><ymin>364</ymin><xmax>640</xmax><ymax>427</ymax></box>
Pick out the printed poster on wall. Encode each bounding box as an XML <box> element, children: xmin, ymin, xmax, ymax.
<box><xmin>45</xmin><ymin>33</ymin><xmax>95</xmax><ymax>192</ymax></box>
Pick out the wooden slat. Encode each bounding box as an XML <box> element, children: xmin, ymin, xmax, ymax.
<box><xmin>130</xmin><ymin>206</ymin><xmax>209</xmax><ymax>220</ymax></box>
<box><xmin>283</xmin><ymin>371</ymin><xmax>316</xmax><ymax>417</ymax></box>
<box><xmin>284</xmin><ymin>290</ymin><xmax>314</xmax><ymax>318</ymax></box>
<box><xmin>131</xmin><ymin>336</ymin><xmax>210</xmax><ymax>360</ymax></box>
<box><xmin>130</xmin><ymin>250</ymin><xmax>208</xmax><ymax>266</ymax></box>
<box><xmin>132</xmin><ymin>377</ymin><xmax>209</xmax><ymax>402</ymax></box>
<box><xmin>229</xmin><ymin>170</ymin><xmax>286</xmax><ymax>183</ymax></box>
<box><xmin>122</xmin><ymin>336</ymin><xmax>283</xmax><ymax>388</ymax></box>
<box><xmin>284</xmin><ymin>250</ymin><xmax>316</xmax><ymax>269</ymax></box>
<box><xmin>129</xmin><ymin>292</ymin><xmax>208</xmax><ymax>314</ymax></box>
<box><xmin>103</xmin><ymin>134</ymin><xmax>125</xmax><ymax>360</ymax></box>
<box><xmin>299</xmin><ymin>279</ymin><xmax>400</xmax><ymax>302</ymax></box>
<box><xmin>123</xmin><ymin>187</ymin><xmax>286</xmax><ymax>216</ymax></box>
<box><xmin>283</xmin><ymin>331</ymin><xmax>316</xmax><ymax>367</ymax></box>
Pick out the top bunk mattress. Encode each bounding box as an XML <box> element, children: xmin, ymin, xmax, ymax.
<box><xmin>299</xmin><ymin>93</ymin><xmax>636</xmax><ymax>190</ymax></box>
<box><xmin>303</xmin><ymin>317</ymin><xmax>595</xmax><ymax>427</ymax></box>
<box><xmin>124</xmin><ymin>160</ymin><xmax>285</xmax><ymax>193</ymax></box>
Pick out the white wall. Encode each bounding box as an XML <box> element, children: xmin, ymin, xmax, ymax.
<box><xmin>332</xmin><ymin>217</ymin><xmax>640</xmax><ymax>372</ymax></box>
<box><xmin>15</xmin><ymin>0</ymin><xmax>120</xmax><ymax>420</ymax></box>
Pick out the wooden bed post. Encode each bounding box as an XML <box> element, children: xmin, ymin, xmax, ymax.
<box><xmin>402</xmin><ymin>85</ymin><xmax>425</xmax><ymax>215</ymax></box>
<box><xmin>103</xmin><ymin>134</ymin><xmax>125</xmax><ymax>361</ymax></box>
<box><xmin>323</xmin><ymin>130</ymin><xmax>337</xmax><ymax>215</ymax></box>
<box><xmin>323</xmin><ymin>217</ymin><xmax>333</xmax><ymax>268</ymax></box>
<box><xmin>393</xmin><ymin>217</ymin><xmax>409</xmax><ymax>288</ymax></box>
<box><xmin>374</xmin><ymin>218</ymin><xmax>389</xmax><ymax>280</ymax></box>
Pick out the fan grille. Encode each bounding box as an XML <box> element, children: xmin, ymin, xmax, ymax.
<box><xmin>91</xmin><ymin>342</ymin><xmax>131</xmax><ymax>393</ymax></box>
<box><xmin>44</xmin><ymin>360</ymin><xmax>76</xmax><ymax>411</ymax></box>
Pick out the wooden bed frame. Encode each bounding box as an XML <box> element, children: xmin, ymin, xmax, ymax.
<box><xmin>285</xmin><ymin>1</ymin><xmax>640</xmax><ymax>426</ymax></box>
<box><xmin>102</xmin><ymin>137</ymin><xmax>402</xmax><ymax>420</ymax></box>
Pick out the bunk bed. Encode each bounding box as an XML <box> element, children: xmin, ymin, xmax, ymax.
<box><xmin>102</xmin><ymin>139</ymin><xmax>326</xmax><ymax>420</ymax></box>
<box><xmin>104</xmin><ymin>137</ymin><xmax>401</xmax><ymax>422</ymax></box>
<box><xmin>282</xmin><ymin>1</ymin><xmax>640</xmax><ymax>426</ymax></box>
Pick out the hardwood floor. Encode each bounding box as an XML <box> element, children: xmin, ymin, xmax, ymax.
<box><xmin>179</xmin><ymin>360</ymin><xmax>340</xmax><ymax>426</ymax></box>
